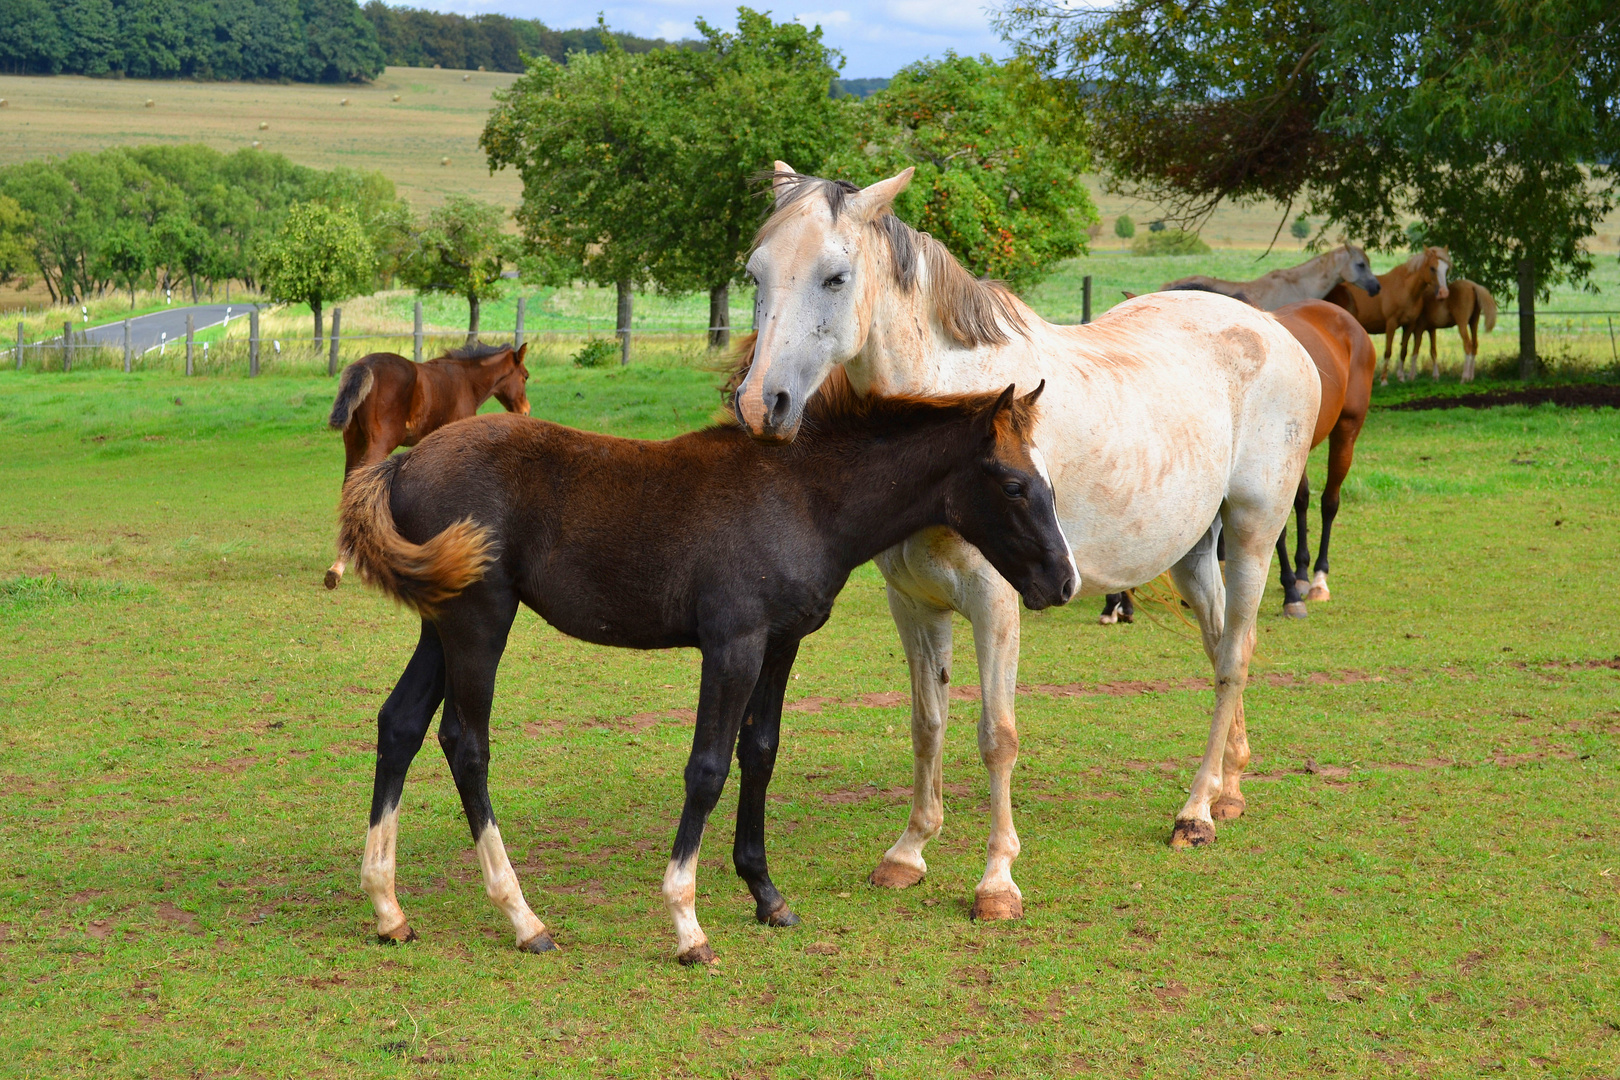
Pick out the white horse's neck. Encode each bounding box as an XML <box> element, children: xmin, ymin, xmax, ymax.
<box><xmin>1271</xmin><ymin>247</ymin><xmax>1345</xmax><ymax>293</ymax></box>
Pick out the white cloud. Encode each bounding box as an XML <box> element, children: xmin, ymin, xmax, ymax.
<box><xmin>796</xmin><ymin>10</ymin><xmax>853</xmax><ymax>28</ymax></box>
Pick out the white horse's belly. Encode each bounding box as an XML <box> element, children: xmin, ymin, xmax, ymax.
<box><xmin>1060</xmin><ymin>474</ymin><xmax>1227</xmax><ymax>594</ymax></box>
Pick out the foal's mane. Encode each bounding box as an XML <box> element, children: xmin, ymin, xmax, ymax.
<box><xmin>756</xmin><ymin>173</ymin><xmax>1028</xmax><ymax>348</ymax></box>
<box><xmin>435</xmin><ymin>342</ymin><xmax>513</xmax><ymax>363</ymax></box>
<box><xmin>721</xmin><ymin>332</ymin><xmax>1038</xmax><ymax>444</ymax></box>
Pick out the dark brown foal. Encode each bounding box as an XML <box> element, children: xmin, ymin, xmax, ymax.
<box><xmin>325</xmin><ymin>341</ymin><xmax>530</xmax><ymax>588</ymax></box>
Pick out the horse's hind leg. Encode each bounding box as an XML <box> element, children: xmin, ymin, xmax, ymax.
<box><xmin>435</xmin><ymin>592</ymin><xmax>554</xmax><ymax>953</ymax></box>
<box><xmin>733</xmin><ymin>640</ymin><xmax>801</xmax><ymax>927</ymax></box>
<box><xmin>1310</xmin><ymin>415</ymin><xmax>1361</xmax><ymax>602</ymax></box>
<box><xmin>1171</xmin><ymin>511</ymin><xmax>1269</xmax><ymax>847</ymax></box>
<box><xmin>1099</xmin><ymin>591</ymin><xmax>1134</xmax><ymax>624</ymax></box>
<box><xmin>870</xmin><ymin>584</ymin><xmax>954</xmax><ymax>888</ymax></box>
<box><xmin>363</xmin><ymin>621</ymin><xmax>446</xmax><ymax>943</ymax></box>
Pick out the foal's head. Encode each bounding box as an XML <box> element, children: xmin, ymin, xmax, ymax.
<box><xmin>441</xmin><ymin>342</ymin><xmax>532</xmax><ymax>415</ymax></box>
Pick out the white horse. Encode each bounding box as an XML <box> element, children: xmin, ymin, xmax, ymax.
<box><xmin>735</xmin><ymin>164</ymin><xmax>1320</xmax><ymax>919</ymax></box>
<box><xmin>1164</xmin><ymin>244</ymin><xmax>1383</xmax><ymax>311</ymax></box>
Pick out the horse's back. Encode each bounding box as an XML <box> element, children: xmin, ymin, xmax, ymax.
<box><xmin>1274</xmin><ymin>300</ymin><xmax>1373</xmax><ymax>442</ymax></box>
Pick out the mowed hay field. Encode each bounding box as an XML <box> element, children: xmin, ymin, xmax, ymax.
<box><xmin>1</xmin><ymin>360</ymin><xmax>1617</xmax><ymax>1077</ymax></box>
<box><xmin>0</xmin><ymin>67</ymin><xmax>521</xmax><ymax>210</ymax></box>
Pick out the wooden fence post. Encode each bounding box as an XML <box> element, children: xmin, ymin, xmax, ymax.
<box><xmin>63</xmin><ymin>320</ymin><xmax>72</xmax><ymax>372</ymax></box>
<box><xmin>1082</xmin><ymin>275</ymin><xmax>1093</xmax><ymax>324</ymax></box>
<box><xmin>123</xmin><ymin>319</ymin><xmax>132</xmax><ymax>373</ymax></box>
<box><xmin>186</xmin><ymin>313</ymin><xmax>195</xmax><ymax>376</ymax></box>
<box><xmin>249</xmin><ymin>309</ymin><xmax>260</xmax><ymax>377</ymax></box>
<box><xmin>14</xmin><ymin>321</ymin><xmax>21</xmax><ymax>371</ymax></box>
<box><xmin>413</xmin><ymin>300</ymin><xmax>423</xmax><ymax>363</ymax></box>
<box><xmin>515</xmin><ymin>296</ymin><xmax>525</xmax><ymax>349</ymax></box>
<box><xmin>329</xmin><ymin>307</ymin><xmax>341</xmax><ymax>376</ymax></box>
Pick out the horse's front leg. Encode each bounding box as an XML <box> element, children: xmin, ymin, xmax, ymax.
<box><xmin>664</xmin><ymin>634</ymin><xmax>765</xmax><ymax>965</ymax></box>
<box><xmin>732</xmin><ymin>640</ymin><xmax>801</xmax><ymax>927</ymax></box>
<box><xmin>963</xmin><ymin>570</ymin><xmax>1026</xmax><ymax>920</ymax></box>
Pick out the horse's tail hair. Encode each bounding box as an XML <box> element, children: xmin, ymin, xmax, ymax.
<box><xmin>328</xmin><ymin>362</ymin><xmax>376</xmax><ymax>431</ymax></box>
<box><xmin>1476</xmin><ymin>285</ymin><xmax>1498</xmax><ymax>332</ymax></box>
<box><xmin>337</xmin><ymin>455</ymin><xmax>495</xmax><ymax>618</ymax></box>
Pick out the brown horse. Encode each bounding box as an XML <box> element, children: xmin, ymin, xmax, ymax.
<box><xmin>1270</xmin><ymin>299</ymin><xmax>1377</xmax><ymax>616</ymax></box>
<box><xmin>1325</xmin><ymin>247</ymin><xmax>1450</xmax><ymax>384</ymax></box>
<box><xmin>325</xmin><ymin>342</ymin><xmax>531</xmax><ymax>588</ymax></box>
<box><xmin>1101</xmin><ymin>292</ymin><xmax>1376</xmax><ymax>622</ymax></box>
<box><xmin>1399</xmin><ymin>280</ymin><xmax>1498</xmax><ymax>383</ymax></box>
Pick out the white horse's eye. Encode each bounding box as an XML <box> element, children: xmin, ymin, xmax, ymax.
<box><xmin>823</xmin><ymin>272</ymin><xmax>849</xmax><ymax>289</ymax></box>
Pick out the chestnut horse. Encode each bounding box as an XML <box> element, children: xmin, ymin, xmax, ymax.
<box><xmin>1101</xmin><ymin>294</ymin><xmax>1377</xmax><ymax>622</ymax></box>
<box><xmin>1400</xmin><ymin>280</ymin><xmax>1498</xmax><ymax>383</ymax></box>
<box><xmin>338</xmin><ymin>382</ymin><xmax>1075</xmax><ymax>964</ymax></box>
<box><xmin>735</xmin><ymin>164</ymin><xmax>1318</xmax><ymax>914</ymax></box>
<box><xmin>324</xmin><ymin>342</ymin><xmax>530</xmax><ymax>588</ymax></box>
<box><xmin>1325</xmin><ymin>247</ymin><xmax>1451</xmax><ymax>384</ymax></box>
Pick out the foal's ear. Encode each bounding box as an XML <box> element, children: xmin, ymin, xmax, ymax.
<box><xmin>514</xmin><ymin>342</ymin><xmax>528</xmax><ymax>364</ymax></box>
<box><xmin>850</xmin><ymin>167</ymin><xmax>914</xmax><ymax>222</ymax></box>
<box><xmin>1018</xmin><ymin>379</ymin><xmax>1046</xmax><ymax>411</ymax></box>
<box><xmin>772</xmin><ymin>161</ymin><xmax>796</xmax><ymax>197</ymax></box>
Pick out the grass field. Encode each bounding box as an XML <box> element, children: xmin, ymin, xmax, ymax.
<box><xmin>1</xmin><ymin>355</ymin><xmax>1617</xmax><ymax>1076</ymax></box>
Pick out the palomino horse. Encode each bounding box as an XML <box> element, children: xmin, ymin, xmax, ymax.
<box><xmin>324</xmin><ymin>342</ymin><xmax>530</xmax><ymax>588</ymax></box>
<box><xmin>338</xmin><ymin>384</ymin><xmax>1075</xmax><ymax>963</ymax></box>
<box><xmin>1325</xmin><ymin>247</ymin><xmax>1451</xmax><ymax>384</ymax></box>
<box><xmin>1103</xmin><ymin>292</ymin><xmax>1377</xmax><ymax>623</ymax></box>
<box><xmin>1400</xmin><ymin>280</ymin><xmax>1498</xmax><ymax>383</ymax></box>
<box><xmin>1163</xmin><ymin>244</ymin><xmax>1382</xmax><ymax>310</ymax></box>
<box><xmin>734</xmin><ymin>164</ymin><xmax>1319</xmax><ymax>917</ymax></box>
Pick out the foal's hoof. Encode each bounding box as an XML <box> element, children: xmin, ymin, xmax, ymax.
<box><xmin>377</xmin><ymin>921</ymin><xmax>418</xmax><ymax>945</ymax></box>
<box><xmin>970</xmin><ymin>891</ymin><xmax>1023</xmax><ymax>922</ymax></box>
<box><xmin>677</xmin><ymin>942</ymin><xmax>717</xmax><ymax>966</ymax></box>
<box><xmin>324</xmin><ymin>569</ymin><xmax>342</xmax><ymax>590</ymax></box>
<box><xmin>1283</xmin><ymin>601</ymin><xmax>1309</xmax><ymax>620</ymax></box>
<box><xmin>759</xmin><ymin>901</ymin><xmax>801</xmax><ymax>928</ymax></box>
<box><xmin>1169</xmin><ymin>819</ymin><xmax>1217</xmax><ymax>849</ymax></box>
<box><xmin>869</xmin><ymin>859</ymin><xmax>925</xmax><ymax>889</ymax></box>
<box><xmin>1211</xmin><ymin>794</ymin><xmax>1247</xmax><ymax>821</ymax></box>
<box><xmin>518</xmin><ymin>930</ymin><xmax>558</xmax><ymax>954</ymax></box>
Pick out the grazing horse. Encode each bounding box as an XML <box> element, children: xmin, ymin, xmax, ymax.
<box><xmin>1400</xmin><ymin>280</ymin><xmax>1498</xmax><ymax>383</ymax></box>
<box><xmin>1162</xmin><ymin>244</ymin><xmax>1383</xmax><ymax>311</ymax></box>
<box><xmin>733</xmin><ymin>163</ymin><xmax>1319</xmax><ymax>918</ymax></box>
<box><xmin>324</xmin><ymin>342</ymin><xmax>530</xmax><ymax>588</ymax></box>
<box><xmin>338</xmin><ymin>382</ymin><xmax>1076</xmax><ymax>964</ymax></box>
<box><xmin>1102</xmin><ymin>293</ymin><xmax>1377</xmax><ymax>622</ymax></box>
<box><xmin>1325</xmin><ymin>248</ymin><xmax>1450</xmax><ymax>384</ymax></box>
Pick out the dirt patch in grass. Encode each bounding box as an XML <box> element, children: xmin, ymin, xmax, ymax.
<box><xmin>1388</xmin><ymin>385</ymin><xmax>1620</xmax><ymax>410</ymax></box>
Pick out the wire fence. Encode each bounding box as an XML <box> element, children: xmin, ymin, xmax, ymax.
<box><xmin>5</xmin><ymin>298</ymin><xmax>748</xmax><ymax>375</ymax></box>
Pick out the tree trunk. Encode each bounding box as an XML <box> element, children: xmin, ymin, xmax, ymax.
<box><xmin>1517</xmin><ymin>257</ymin><xmax>1536</xmax><ymax>380</ymax></box>
<box><xmin>130</xmin><ymin>284</ymin><xmax>136</xmax><ymax>309</ymax></box>
<box><xmin>313</xmin><ymin>300</ymin><xmax>324</xmax><ymax>351</ymax></box>
<box><xmin>708</xmin><ymin>283</ymin><xmax>730</xmax><ymax>349</ymax></box>
<box><xmin>616</xmin><ymin>279</ymin><xmax>632</xmax><ymax>366</ymax></box>
<box><xmin>189</xmin><ymin>274</ymin><xmax>199</xmax><ymax>303</ymax></box>
<box><xmin>466</xmin><ymin>293</ymin><xmax>481</xmax><ymax>347</ymax></box>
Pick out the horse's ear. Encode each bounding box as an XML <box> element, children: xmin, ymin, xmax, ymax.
<box><xmin>1122</xmin><ymin>290</ymin><xmax>1138</xmax><ymax>300</ymax></box>
<box><xmin>850</xmin><ymin>166</ymin><xmax>914</xmax><ymax>222</ymax></box>
<box><xmin>514</xmin><ymin>342</ymin><xmax>528</xmax><ymax>363</ymax></box>
<box><xmin>772</xmin><ymin>161</ymin><xmax>796</xmax><ymax>197</ymax></box>
<box><xmin>1018</xmin><ymin>379</ymin><xmax>1045</xmax><ymax>411</ymax></box>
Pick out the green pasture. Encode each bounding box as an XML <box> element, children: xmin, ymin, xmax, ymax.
<box><xmin>0</xmin><ymin>361</ymin><xmax>1617</xmax><ymax>1078</ymax></box>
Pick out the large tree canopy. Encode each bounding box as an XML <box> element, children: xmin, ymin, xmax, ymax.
<box><xmin>828</xmin><ymin>53</ymin><xmax>1095</xmax><ymax>292</ymax></box>
<box><xmin>999</xmin><ymin>0</ymin><xmax>1619</xmax><ymax>366</ymax></box>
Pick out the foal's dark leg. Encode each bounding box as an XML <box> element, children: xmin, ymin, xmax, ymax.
<box><xmin>434</xmin><ymin>590</ymin><xmax>555</xmax><ymax>953</ymax></box>
<box><xmin>733</xmin><ymin>641</ymin><xmax>801</xmax><ymax>927</ymax></box>
<box><xmin>362</xmin><ymin>621</ymin><xmax>446</xmax><ymax>943</ymax></box>
<box><xmin>664</xmin><ymin>635</ymin><xmax>767</xmax><ymax>965</ymax></box>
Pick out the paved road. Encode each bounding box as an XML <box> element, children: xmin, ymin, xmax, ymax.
<box><xmin>38</xmin><ymin>304</ymin><xmax>264</xmax><ymax>354</ymax></box>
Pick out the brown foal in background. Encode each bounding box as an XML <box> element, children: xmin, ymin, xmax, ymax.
<box><xmin>324</xmin><ymin>342</ymin><xmax>530</xmax><ymax>588</ymax></box>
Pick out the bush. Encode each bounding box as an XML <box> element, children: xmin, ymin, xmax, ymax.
<box><xmin>1290</xmin><ymin>215</ymin><xmax>1312</xmax><ymax>240</ymax></box>
<box><xmin>1114</xmin><ymin>214</ymin><xmax>1136</xmax><ymax>239</ymax></box>
<box><xmin>1148</xmin><ymin>219</ymin><xmax>1167</xmax><ymax>232</ymax></box>
<box><xmin>1131</xmin><ymin>230</ymin><xmax>1212</xmax><ymax>256</ymax></box>
<box><xmin>572</xmin><ymin>337</ymin><xmax>619</xmax><ymax>368</ymax></box>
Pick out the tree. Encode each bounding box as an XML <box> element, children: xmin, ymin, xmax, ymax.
<box><xmin>1290</xmin><ymin>215</ymin><xmax>1311</xmax><ymax>244</ymax></box>
<box><xmin>998</xmin><ymin>0</ymin><xmax>1620</xmax><ymax>376</ymax></box>
<box><xmin>0</xmin><ymin>194</ymin><xmax>33</xmax><ymax>287</ymax></box>
<box><xmin>483</xmin><ymin>36</ymin><xmax>668</xmax><ymax>362</ymax></box>
<box><xmin>642</xmin><ymin>9</ymin><xmax>852</xmax><ymax>347</ymax></box>
<box><xmin>98</xmin><ymin>219</ymin><xmax>153</xmax><ymax>307</ymax></box>
<box><xmin>828</xmin><ymin>54</ymin><xmax>1096</xmax><ymax>292</ymax></box>
<box><xmin>1114</xmin><ymin>214</ymin><xmax>1135</xmax><ymax>240</ymax></box>
<box><xmin>400</xmin><ymin>196</ymin><xmax>519</xmax><ymax>344</ymax></box>
<box><xmin>260</xmin><ymin>202</ymin><xmax>374</xmax><ymax>348</ymax></box>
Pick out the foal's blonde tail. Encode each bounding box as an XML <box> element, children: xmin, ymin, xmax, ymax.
<box><xmin>1476</xmin><ymin>285</ymin><xmax>1498</xmax><ymax>333</ymax></box>
<box><xmin>337</xmin><ymin>456</ymin><xmax>495</xmax><ymax>617</ymax></box>
<box><xmin>328</xmin><ymin>363</ymin><xmax>376</xmax><ymax>431</ymax></box>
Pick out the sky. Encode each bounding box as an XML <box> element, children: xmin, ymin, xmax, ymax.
<box><xmin>430</xmin><ymin>0</ymin><xmax>1012</xmax><ymax>78</ymax></box>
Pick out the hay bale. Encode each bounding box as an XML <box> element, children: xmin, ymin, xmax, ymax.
<box><xmin>258</xmin><ymin>121</ymin><xmax>268</xmax><ymax>130</ymax></box>
<box><xmin>440</xmin><ymin>157</ymin><xmax>450</xmax><ymax>167</ymax></box>
<box><xmin>340</xmin><ymin>97</ymin><xmax>349</xmax><ymax>106</ymax></box>
<box><xmin>392</xmin><ymin>94</ymin><xmax>400</xmax><ymax>102</ymax></box>
<box><xmin>144</xmin><ymin>99</ymin><xmax>155</xmax><ymax>108</ymax></box>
